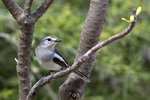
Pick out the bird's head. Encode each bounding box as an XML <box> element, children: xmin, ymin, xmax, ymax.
<box><xmin>39</xmin><ymin>35</ymin><xmax>61</xmax><ymax>49</ymax></box>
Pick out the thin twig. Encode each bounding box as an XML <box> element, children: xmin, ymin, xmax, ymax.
<box><xmin>31</xmin><ymin>0</ymin><xmax>54</xmax><ymax>21</ymax></box>
<box><xmin>14</xmin><ymin>58</ymin><xmax>18</xmax><ymax>63</ymax></box>
<box><xmin>2</xmin><ymin>0</ymin><xmax>23</xmax><ymax>21</ymax></box>
<box><xmin>26</xmin><ymin>9</ymin><xmax>137</xmax><ymax>100</ymax></box>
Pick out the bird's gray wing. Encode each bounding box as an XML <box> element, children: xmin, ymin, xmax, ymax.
<box><xmin>53</xmin><ymin>49</ymin><xmax>69</xmax><ymax>69</ymax></box>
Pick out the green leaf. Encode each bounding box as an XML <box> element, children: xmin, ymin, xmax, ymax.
<box><xmin>136</xmin><ymin>7</ymin><xmax>142</xmax><ymax>15</ymax></box>
<box><xmin>130</xmin><ymin>15</ymin><xmax>134</xmax><ymax>22</ymax></box>
<box><xmin>121</xmin><ymin>18</ymin><xmax>130</xmax><ymax>23</ymax></box>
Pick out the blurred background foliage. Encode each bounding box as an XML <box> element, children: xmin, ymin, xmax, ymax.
<box><xmin>0</xmin><ymin>0</ymin><xmax>150</xmax><ymax>100</ymax></box>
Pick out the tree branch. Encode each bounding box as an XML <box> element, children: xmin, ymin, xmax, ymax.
<box><xmin>85</xmin><ymin>9</ymin><xmax>137</xmax><ymax>56</ymax></box>
<box><xmin>24</xmin><ymin>0</ymin><xmax>34</xmax><ymax>16</ymax></box>
<box><xmin>30</xmin><ymin>0</ymin><xmax>54</xmax><ymax>21</ymax></box>
<box><xmin>26</xmin><ymin>9</ymin><xmax>137</xmax><ymax>100</ymax></box>
<box><xmin>2</xmin><ymin>0</ymin><xmax>22</xmax><ymax>21</ymax></box>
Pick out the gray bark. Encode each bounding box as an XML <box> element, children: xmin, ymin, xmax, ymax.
<box><xmin>16</xmin><ymin>22</ymin><xmax>34</xmax><ymax>100</ymax></box>
<box><xmin>59</xmin><ymin>0</ymin><xmax>109</xmax><ymax>99</ymax></box>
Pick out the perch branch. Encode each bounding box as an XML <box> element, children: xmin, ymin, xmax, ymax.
<box><xmin>2</xmin><ymin>0</ymin><xmax>22</xmax><ymax>21</ymax></box>
<box><xmin>85</xmin><ymin>9</ymin><xmax>137</xmax><ymax>56</ymax></box>
<box><xmin>27</xmin><ymin>9</ymin><xmax>137</xmax><ymax>100</ymax></box>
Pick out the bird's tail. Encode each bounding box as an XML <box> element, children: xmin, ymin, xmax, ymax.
<box><xmin>74</xmin><ymin>70</ymin><xmax>90</xmax><ymax>82</ymax></box>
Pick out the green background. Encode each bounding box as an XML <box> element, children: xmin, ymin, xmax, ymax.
<box><xmin>0</xmin><ymin>0</ymin><xmax>150</xmax><ymax>100</ymax></box>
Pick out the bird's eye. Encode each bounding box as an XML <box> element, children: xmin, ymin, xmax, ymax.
<box><xmin>47</xmin><ymin>38</ymin><xmax>51</xmax><ymax>41</ymax></box>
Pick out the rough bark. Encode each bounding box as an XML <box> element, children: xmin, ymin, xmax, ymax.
<box><xmin>59</xmin><ymin>0</ymin><xmax>109</xmax><ymax>99</ymax></box>
<box><xmin>16</xmin><ymin>23</ymin><xmax>34</xmax><ymax>100</ymax></box>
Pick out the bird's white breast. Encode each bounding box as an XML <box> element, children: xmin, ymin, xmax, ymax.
<box><xmin>36</xmin><ymin>47</ymin><xmax>61</xmax><ymax>71</ymax></box>
<box><xmin>41</xmin><ymin>60</ymin><xmax>62</xmax><ymax>71</ymax></box>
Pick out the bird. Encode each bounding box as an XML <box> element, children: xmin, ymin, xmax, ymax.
<box><xmin>35</xmin><ymin>35</ymin><xmax>90</xmax><ymax>82</ymax></box>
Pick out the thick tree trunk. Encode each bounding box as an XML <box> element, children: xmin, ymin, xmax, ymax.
<box><xmin>17</xmin><ymin>23</ymin><xmax>34</xmax><ymax>100</ymax></box>
<box><xmin>58</xmin><ymin>0</ymin><xmax>108</xmax><ymax>99</ymax></box>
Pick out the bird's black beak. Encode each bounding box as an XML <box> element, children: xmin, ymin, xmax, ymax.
<box><xmin>55</xmin><ymin>39</ymin><xmax>61</xmax><ymax>42</ymax></box>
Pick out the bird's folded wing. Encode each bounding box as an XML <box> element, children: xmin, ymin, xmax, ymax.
<box><xmin>53</xmin><ymin>49</ymin><xmax>69</xmax><ymax>69</ymax></box>
<box><xmin>53</xmin><ymin>50</ymin><xmax>90</xmax><ymax>82</ymax></box>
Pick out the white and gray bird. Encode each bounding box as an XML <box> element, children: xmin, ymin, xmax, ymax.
<box><xmin>35</xmin><ymin>35</ymin><xmax>90</xmax><ymax>82</ymax></box>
